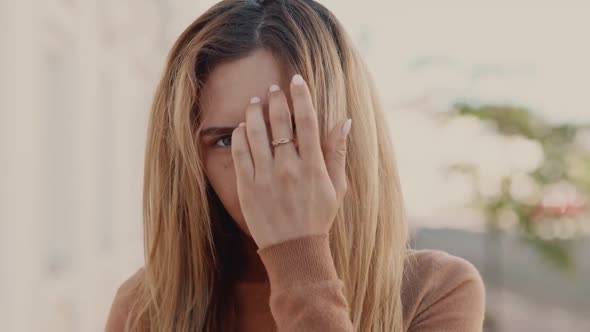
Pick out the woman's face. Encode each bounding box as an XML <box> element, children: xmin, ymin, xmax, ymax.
<box><xmin>198</xmin><ymin>48</ymin><xmax>295</xmax><ymax>237</ymax></box>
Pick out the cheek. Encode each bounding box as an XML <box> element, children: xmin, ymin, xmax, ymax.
<box><xmin>205</xmin><ymin>153</ymin><xmax>236</xmax><ymax>196</ymax></box>
<box><xmin>204</xmin><ymin>153</ymin><xmax>249</xmax><ymax>230</ymax></box>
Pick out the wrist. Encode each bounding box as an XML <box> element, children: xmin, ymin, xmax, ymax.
<box><xmin>257</xmin><ymin>233</ymin><xmax>339</xmax><ymax>291</ymax></box>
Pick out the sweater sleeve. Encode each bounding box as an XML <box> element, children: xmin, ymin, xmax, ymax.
<box><xmin>405</xmin><ymin>251</ymin><xmax>486</xmax><ymax>332</ymax></box>
<box><xmin>104</xmin><ymin>268</ymin><xmax>144</xmax><ymax>332</ymax></box>
<box><xmin>257</xmin><ymin>233</ymin><xmax>353</xmax><ymax>332</ymax></box>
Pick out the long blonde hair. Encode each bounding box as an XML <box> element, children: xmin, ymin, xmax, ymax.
<box><xmin>126</xmin><ymin>0</ymin><xmax>409</xmax><ymax>330</ymax></box>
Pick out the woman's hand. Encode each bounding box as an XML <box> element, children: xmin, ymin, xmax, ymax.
<box><xmin>231</xmin><ymin>74</ymin><xmax>352</xmax><ymax>249</ymax></box>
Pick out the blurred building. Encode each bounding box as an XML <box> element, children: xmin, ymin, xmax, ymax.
<box><xmin>0</xmin><ymin>1</ymin><xmax>210</xmax><ymax>331</ymax></box>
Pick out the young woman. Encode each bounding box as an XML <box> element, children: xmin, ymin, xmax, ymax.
<box><xmin>105</xmin><ymin>0</ymin><xmax>485</xmax><ymax>331</ymax></box>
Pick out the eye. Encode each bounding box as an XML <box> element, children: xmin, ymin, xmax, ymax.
<box><xmin>214</xmin><ymin>135</ymin><xmax>232</xmax><ymax>148</ymax></box>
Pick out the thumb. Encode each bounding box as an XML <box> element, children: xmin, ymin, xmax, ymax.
<box><xmin>324</xmin><ymin>118</ymin><xmax>351</xmax><ymax>204</ymax></box>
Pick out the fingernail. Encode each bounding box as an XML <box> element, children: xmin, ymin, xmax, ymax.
<box><xmin>341</xmin><ymin>118</ymin><xmax>352</xmax><ymax>137</ymax></box>
<box><xmin>250</xmin><ymin>96</ymin><xmax>261</xmax><ymax>104</ymax></box>
<box><xmin>269</xmin><ymin>84</ymin><xmax>280</xmax><ymax>93</ymax></box>
<box><xmin>239</xmin><ymin>122</ymin><xmax>246</xmax><ymax>127</ymax></box>
<box><xmin>292</xmin><ymin>74</ymin><xmax>304</xmax><ymax>85</ymax></box>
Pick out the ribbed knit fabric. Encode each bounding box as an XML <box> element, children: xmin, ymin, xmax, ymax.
<box><xmin>257</xmin><ymin>233</ymin><xmax>341</xmax><ymax>290</ymax></box>
<box><xmin>105</xmin><ymin>234</ymin><xmax>486</xmax><ymax>332</ymax></box>
<box><xmin>256</xmin><ymin>234</ymin><xmax>353</xmax><ymax>331</ymax></box>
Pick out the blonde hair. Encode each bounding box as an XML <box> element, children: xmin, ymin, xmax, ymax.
<box><xmin>126</xmin><ymin>0</ymin><xmax>409</xmax><ymax>330</ymax></box>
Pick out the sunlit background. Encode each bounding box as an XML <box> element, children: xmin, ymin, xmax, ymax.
<box><xmin>1</xmin><ymin>0</ymin><xmax>588</xmax><ymax>331</ymax></box>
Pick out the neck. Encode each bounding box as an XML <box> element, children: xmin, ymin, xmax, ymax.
<box><xmin>235</xmin><ymin>230</ymin><xmax>269</xmax><ymax>283</ymax></box>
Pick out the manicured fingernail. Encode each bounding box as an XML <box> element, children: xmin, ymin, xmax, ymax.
<box><xmin>239</xmin><ymin>122</ymin><xmax>246</xmax><ymax>127</ymax></box>
<box><xmin>341</xmin><ymin>118</ymin><xmax>352</xmax><ymax>137</ymax></box>
<box><xmin>292</xmin><ymin>74</ymin><xmax>304</xmax><ymax>85</ymax></box>
<box><xmin>250</xmin><ymin>96</ymin><xmax>261</xmax><ymax>104</ymax></box>
<box><xmin>269</xmin><ymin>84</ymin><xmax>280</xmax><ymax>92</ymax></box>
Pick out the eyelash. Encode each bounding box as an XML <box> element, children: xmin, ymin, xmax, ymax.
<box><xmin>213</xmin><ymin>135</ymin><xmax>232</xmax><ymax>148</ymax></box>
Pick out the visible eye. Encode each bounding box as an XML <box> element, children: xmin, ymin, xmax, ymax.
<box><xmin>213</xmin><ymin>135</ymin><xmax>232</xmax><ymax>148</ymax></box>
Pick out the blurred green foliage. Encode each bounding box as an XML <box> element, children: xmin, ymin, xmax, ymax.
<box><xmin>450</xmin><ymin>103</ymin><xmax>590</xmax><ymax>271</ymax></box>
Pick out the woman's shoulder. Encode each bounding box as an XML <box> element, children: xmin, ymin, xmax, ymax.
<box><xmin>403</xmin><ymin>248</ymin><xmax>483</xmax><ymax>282</ymax></box>
<box><xmin>401</xmin><ymin>249</ymin><xmax>486</xmax><ymax>331</ymax></box>
<box><xmin>104</xmin><ymin>267</ymin><xmax>145</xmax><ymax>332</ymax></box>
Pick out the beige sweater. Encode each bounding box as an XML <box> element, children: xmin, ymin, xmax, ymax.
<box><xmin>105</xmin><ymin>234</ymin><xmax>486</xmax><ymax>331</ymax></box>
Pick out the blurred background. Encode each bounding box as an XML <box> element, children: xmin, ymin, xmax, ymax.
<box><xmin>1</xmin><ymin>0</ymin><xmax>588</xmax><ymax>331</ymax></box>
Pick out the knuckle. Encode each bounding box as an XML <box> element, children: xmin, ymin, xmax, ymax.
<box><xmin>335</xmin><ymin>147</ymin><xmax>347</xmax><ymax>160</ymax></box>
<box><xmin>249</xmin><ymin>125</ymin><xmax>265</xmax><ymax>137</ymax></box>
<box><xmin>300</xmin><ymin>113</ymin><xmax>316</xmax><ymax>127</ymax></box>
<box><xmin>232</xmin><ymin>148</ymin><xmax>248</xmax><ymax>159</ymax></box>
<box><xmin>340</xmin><ymin>182</ymin><xmax>349</xmax><ymax>196</ymax></box>
<box><xmin>303</xmin><ymin>163</ymin><xmax>323</xmax><ymax>178</ymax></box>
<box><xmin>246</xmin><ymin>103</ymin><xmax>259</xmax><ymax>116</ymax></box>
<box><xmin>271</xmin><ymin>105</ymin><xmax>290</xmax><ymax>123</ymax></box>
<box><xmin>254</xmin><ymin>174</ymin><xmax>272</xmax><ymax>188</ymax></box>
<box><xmin>277</xmin><ymin>164</ymin><xmax>299</xmax><ymax>182</ymax></box>
<box><xmin>300</xmin><ymin>112</ymin><xmax>318</xmax><ymax>131</ymax></box>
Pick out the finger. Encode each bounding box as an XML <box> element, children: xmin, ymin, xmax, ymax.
<box><xmin>231</xmin><ymin>122</ymin><xmax>254</xmax><ymax>182</ymax></box>
<box><xmin>290</xmin><ymin>74</ymin><xmax>324</xmax><ymax>166</ymax></box>
<box><xmin>268</xmin><ymin>84</ymin><xmax>298</xmax><ymax>162</ymax></box>
<box><xmin>324</xmin><ymin>118</ymin><xmax>351</xmax><ymax>204</ymax></box>
<box><xmin>245</xmin><ymin>96</ymin><xmax>273</xmax><ymax>178</ymax></box>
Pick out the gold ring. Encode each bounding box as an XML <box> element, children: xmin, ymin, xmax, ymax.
<box><xmin>271</xmin><ymin>138</ymin><xmax>293</xmax><ymax>147</ymax></box>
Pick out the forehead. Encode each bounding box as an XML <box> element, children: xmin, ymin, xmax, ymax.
<box><xmin>199</xmin><ymin>48</ymin><xmax>293</xmax><ymax>127</ymax></box>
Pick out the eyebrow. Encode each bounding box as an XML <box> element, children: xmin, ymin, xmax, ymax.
<box><xmin>199</xmin><ymin>126</ymin><xmax>237</xmax><ymax>139</ymax></box>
